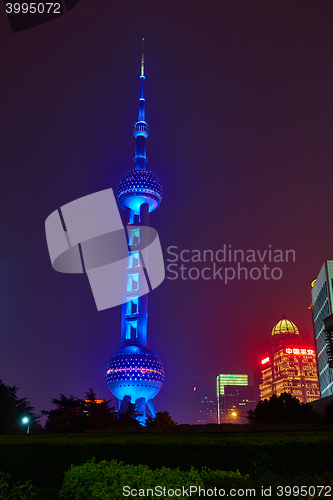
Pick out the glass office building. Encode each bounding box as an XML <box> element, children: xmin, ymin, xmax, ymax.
<box><xmin>311</xmin><ymin>261</ymin><xmax>333</xmax><ymax>397</ymax></box>
<box><xmin>216</xmin><ymin>374</ymin><xmax>249</xmax><ymax>424</ymax></box>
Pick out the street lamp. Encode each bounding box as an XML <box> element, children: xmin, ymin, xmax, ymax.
<box><xmin>231</xmin><ymin>411</ymin><xmax>249</xmax><ymax>424</ymax></box>
<box><xmin>22</xmin><ymin>417</ymin><xmax>29</xmax><ymax>433</ymax></box>
<box><xmin>230</xmin><ymin>411</ymin><xmax>238</xmax><ymax>424</ymax></box>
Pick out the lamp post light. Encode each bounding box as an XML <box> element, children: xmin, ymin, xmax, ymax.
<box><xmin>231</xmin><ymin>411</ymin><xmax>249</xmax><ymax>424</ymax></box>
<box><xmin>22</xmin><ymin>417</ymin><xmax>29</xmax><ymax>433</ymax></box>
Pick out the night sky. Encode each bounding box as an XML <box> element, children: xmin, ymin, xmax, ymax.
<box><xmin>1</xmin><ymin>1</ymin><xmax>333</xmax><ymax>425</ymax></box>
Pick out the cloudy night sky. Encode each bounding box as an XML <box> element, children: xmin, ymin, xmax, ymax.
<box><xmin>1</xmin><ymin>0</ymin><xmax>333</xmax><ymax>424</ymax></box>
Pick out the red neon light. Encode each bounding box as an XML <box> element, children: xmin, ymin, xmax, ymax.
<box><xmin>261</xmin><ymin>357</ymin><xmax>270</xmax><ymax>365</ymax></box>
<box><xmin>285</xmin><ymin>348</ymin><xmax>314</xmax><ymax>356</ymax></box>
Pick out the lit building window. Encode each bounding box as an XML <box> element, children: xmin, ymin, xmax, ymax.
<box><xmin>128</xmin><ymin>228</ymin><xmax>140</xmax><ymax>246</ymax></box>
<box><xmin>126</xmin><ymin>297</ymin><xmax>139</xmax><ymax>315</ymax></box>
<box><xmin>127</xmin><ymin>273</ymin><xmax>139</xmax><ymax>292</ymax></box>
<box><xmin>128</xmin><ymin>251</ymin><xmax>140</xmax><ymax>269</ymax></box>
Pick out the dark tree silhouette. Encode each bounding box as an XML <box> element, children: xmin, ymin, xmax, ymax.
<box><xmin>247</xmin><ymin>392</ymin><xmax>320</xmax><ymax>424</ymax></box>
<box><xmin>0</xmin><ymin>378</ymin><xmax>41</xmax><ymax>433</ymax></box>
<box><xmin>147</xmin><ymin>411</ymin><xmax>177</xmax><ymax>426</ymax></box>
<box><xmin>0</xmin><ymin>379</ymin><xmax>17</xmax><ymax>433</ymax></box>
<box><xmin>117</xmin><ymin>402</ymin><xmax>142</xmax><ymax>427</ymax></box>
<box><xmin>323</xmin><ymin>398</ymin><xmax>333</xmax><ymax>423</ymax></box>
<box><xmin>43</xmin><ymin>394</ymin><xmax>87</xmax><ymax>432</ymax></box>
<box><xmin>15</xmin><ymin>395</ymin><xmax>41</xmax><ymax>431</ymax></box>
<box><xmin>43</xmin><ymin>390</ymin><xmax>120</xmax><ymax>432</ymax></box>
<box><xmin>84</xmin><ymin>388</ymin><xmax>118</xmax><ymax>429</ymax></box>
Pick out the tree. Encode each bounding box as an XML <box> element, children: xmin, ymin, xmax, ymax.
<box><xmin>323</xmin><ymin>398</ymin><xmax>333</xmax><ymax>424</ymax></box>
<box><xmin>247</xmin><ymin>392</ymin><xmax>320</xmax><ymax>424</ymax></box>
<box><xmin>117</xmin><ymin>402</ymin><xmax>142</xmax><ymax>427</ymax></box>
<box><xmin>0</xmin><ymin>377</ymin><xmax>41</xmax><ymax>433</ymax></box>
<box><xmin>42</xmin><ymin>390</ymin><xmax>119</xmax><ymax>432</ymax></box>
<box><xmin>43</xmin><ymin>394</ymin><xmax>88</xmax><ymax>433</ymax></box>
<box><xmin>83</xmin><ymin>388</ymin><xmax>118</xmax><ymax>430</ymax></box>
<box><xmin>43</xmin><ymin>406</ymin><xmax>87</xmax><ymax>433</ymax></box>
<box><xmin>15</xmin><ymin>395</ymin><xmax>42</xmax><ymax>431</ymax></box>
<box><xmin>147</xmin><ymin>411</ymin><xmax>177</xmax><ymax>426</ymax></box>
<box><xmin>0</xmin><ymin>379</ymin><xmax>17</xmax><ymax>433</ymax></box>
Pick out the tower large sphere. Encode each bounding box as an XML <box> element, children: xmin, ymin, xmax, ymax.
<box><xmin>106</xmin><ymin>345</ymin><xmax>165</xmax><ymax>402</ymax></box>
<box><xmin>117</xmin><ymin>168</ymin><xmax>163</xmax><ymax>214</ymax></box>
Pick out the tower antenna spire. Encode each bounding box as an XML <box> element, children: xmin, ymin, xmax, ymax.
<box><xmin>141</xmin><ymin>37</ymin><xmax>145</xmax><ymax>79</ymax></box>
<box><xmin>133</xmin><ymin>38</ymin><xmax>148</xmax><ymax>168</ymax></box>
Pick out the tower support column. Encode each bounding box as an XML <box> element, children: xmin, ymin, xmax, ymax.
<box><xmin>120</xmin><ymin>395</ymin><xmax>131</xmax><ymax>413</ymax></box>
<box><xmin>140</xmin><ymin>202</ymin><xmax>149</xmax><ymax>225</ymax></box>
<box><xmin>147</xmin><ymin>398</ymin><xmax>159</xmax><ymax>419</ymax></box>
<box><xmin>135</xmin><ymin>397</ymin><xmax>146</xmax><ymax>425</ymax></box>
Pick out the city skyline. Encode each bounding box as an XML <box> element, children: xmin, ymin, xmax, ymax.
<box><xmin>1</xmin><ymin>1</ymin><xmax>333</xmax><ymax>424</ymax></box>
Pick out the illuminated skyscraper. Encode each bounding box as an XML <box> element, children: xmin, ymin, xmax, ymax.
<box><xmin>216</xmin><ymin>374</ymin><xmax>249</xmax><ymax>396</ymax></box>
<box><xmin>106</xmin><ymin>40</ymin><xmax>165</xmax><ymax>424</ymax></box>
<box><xmin>311</xmin><ymin>262</ymin><xmax>333</xmax><ymax>397</ymax></box>
<box><xmin>260</xmin><ymin>317</ymin><xmax>320</xmax><ymax>403</ymax></box>
<box><xmin>216</xmin><ymin>374</ymin><xmax>250</xmax><ymax>424</ymax></box>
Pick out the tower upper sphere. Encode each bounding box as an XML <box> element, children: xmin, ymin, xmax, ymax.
<box><xmin>117</xmin><ymin>39</ymin><xmax>163</xmax><ymax>215</ymax></box>
<box><xmin>117</xmin><ymin>168</ymin><xmax>163</xmax><ymax>213</ymax></box>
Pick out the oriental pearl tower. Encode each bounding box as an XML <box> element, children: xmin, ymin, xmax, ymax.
<box><xmin>106</xmin><ymin>40</ymin><xmax>165</xmax><ymax>425</ymax></box>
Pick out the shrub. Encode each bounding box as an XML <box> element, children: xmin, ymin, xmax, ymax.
<box><xmin>59</xmin><ymin>459</ymin><xmax>246</xmax><ymax>500</ymax></box>
<box><xmin>0</xmin><ymin>470</ymin><xmax>36</xmax><ymax>500</ymax></box>
<box><xmin>200</xmin><ymin>467</ymin><xmax>249</xmax><ymax>489</ymax></box>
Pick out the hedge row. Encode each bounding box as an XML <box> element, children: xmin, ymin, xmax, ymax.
<box><xmin>1</xmin><ymin>433</ymin><xmax>333</xmax><ymax>489</ymax></box>
<box><xmin>59</xmin><ymin>459</ymin><xmax>247</xmax><ymax>500</ymax></box>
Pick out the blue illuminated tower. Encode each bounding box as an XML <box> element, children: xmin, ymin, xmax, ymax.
<box><xmin>106</xmin><ymin>40</ymin><xmax>164</xmax><ymax>424</ymax></box>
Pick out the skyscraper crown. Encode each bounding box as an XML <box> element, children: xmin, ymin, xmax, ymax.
<box><xmin>271</xmin><ymin>317</ymin><xmax>299</xmax><ymax>336</ymax></box>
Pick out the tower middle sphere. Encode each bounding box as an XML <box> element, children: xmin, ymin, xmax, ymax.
<box><xmin>117</xmin><ymin>168</ymin><xmax>163</xmax><ymax>215</ymax></box>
